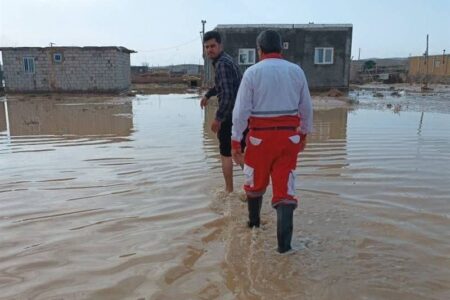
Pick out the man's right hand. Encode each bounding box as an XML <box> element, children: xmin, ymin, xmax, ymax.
<box><xmin>200</xmin><ymin>96</ymin><xmax>209</xmax><ymax>109</ymax></box>
<box><xmin>232</xmin><ymin>149</ymin><xmax>244</xmax><ymax>166</ymax></box>
<box><xmin>299</xmin><ymin>134</ymin><xmax>307</xmax><ymax>152</ymax></box>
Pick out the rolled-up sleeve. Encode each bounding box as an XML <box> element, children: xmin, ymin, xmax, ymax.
<box><xmin>205</xmin><ymin>86</ymin><xmax>217</xmax><ymax>99</ymax></box>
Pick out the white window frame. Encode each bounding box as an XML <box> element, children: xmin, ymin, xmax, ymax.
<box><xmin>23</xmin><ymin>57</ymin><xmax>35</xmax><ymax>74</ymax></box>
<box><xmin>314</xmin><ymin>47</ymin><xmax>334</xmax><ymax>65</ymax></box>
<box><xmin>238</xmin><ymin>48</ymin><xmax>256</xmax><ymax>65</ymax></box>
<box><xmin>53</xmin><ymin>53</ymin><xmax>63</xmax><ymax>63</ymax></box>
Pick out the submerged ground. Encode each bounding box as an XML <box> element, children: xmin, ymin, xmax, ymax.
<box><xmin>0</xmin><ymin>85</ymin><xmax>449</xmax><ymax>299</ymax></box>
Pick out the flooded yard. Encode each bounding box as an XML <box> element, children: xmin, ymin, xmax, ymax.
<box><xmin>0</xmin><ymin>91</ymin><xmax>449</xmax><ymax>299</ymax></box>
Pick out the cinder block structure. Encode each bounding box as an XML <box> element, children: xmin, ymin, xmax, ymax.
<box><xmin>0</xmin><ymin>46</ymin><xmax>135</xmax><ymax>93</ymax></box>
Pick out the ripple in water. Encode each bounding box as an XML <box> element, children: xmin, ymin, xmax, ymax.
<box><xmin>1</xmin><ymin>94</ymin><xmax>449</xmax><ymax>299</ymax></box>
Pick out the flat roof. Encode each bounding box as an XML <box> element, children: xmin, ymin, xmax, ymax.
<box><xmin>0</xmin><ymin>46</ymin><xmax>136</xmax><ymax>53</ymax></box>
<box><xmin>216</xmin><ymin>24</ymin><xmax>352</xmax><ymax>30</ymax></box>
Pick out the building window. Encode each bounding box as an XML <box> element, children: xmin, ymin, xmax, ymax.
<box><xmin>314</xmin><ymin>47</ymin><xmax>334</xmax><ymax>64</ymax></box>
<box><xmin>23</xmin><ymin>57</ymin><xmax>35</xmax><ymax>73</ymax></box>
<box><xmin>53</xmin><ymin>53</ymin><xmax>63</xmax><ymax>63</ymax></box>
<box><xmin>239</xmin><ymin>48</ymin><xmax>256</xmax><ymax>65</ymax></box>
<box><xmin>434</xmin><ymin>59</ymin><xmax>441</xmax><ymax>68</ymax></box>
<box><xmin>283</xmin><ymin>42</ymin><xmax>289</xmax><ymax>50</ymax></box>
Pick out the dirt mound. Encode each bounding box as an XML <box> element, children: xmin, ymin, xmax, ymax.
<box><xmin>327</xmin><ymin>88</ymin><xmax>344</xmax><ymax>97</ymax></box>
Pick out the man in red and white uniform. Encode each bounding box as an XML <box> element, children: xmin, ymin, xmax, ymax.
<box><xmin>231</xmin><ymin>30</ymin><xmax>313</xmax><ymax>253</ymax></box>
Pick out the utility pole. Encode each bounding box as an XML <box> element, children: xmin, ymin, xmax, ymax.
<box><xmin>444</xmin><ymin>49</ymin><xmax>448</xmax><ymax>76</ymax></box>
<box><xmin>201</xmin><ymin>20</ymin><xmax>206</xmax><ymax>61</ymax></box>
<box><xmin>201</xmin><ymin>20</ymin><xmax>208</xmax><ymax>87</ymax></box>
<box><xmin>201</xmin><ymin>20</ymin><xmax>206</xmax><ymax>40</ymax></box>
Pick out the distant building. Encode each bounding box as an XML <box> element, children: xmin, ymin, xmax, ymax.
<box><xmin>350</xmin><ymin>58</ymin><xmax>409</xmax><ymax>84</ymax></box>
<box><xmin>168</xmin><ymin>64</ymin><xmax>202</xmax><ymax>76</ymax></box>
<box><xmin>204</xmin><ymin>24</ymin><xmax>353</xmax><ymax>91</ymax></box>
<box><xmin>409</xmin><ymin>54</ymin><xmax>450</xmax><ymax>82</ymax></box>
<box><xmin>131</xmin><ymin>65</ymin><xmax>150</xmax><ymax>76</ymax></box>
<box><xmin>146</xmin><ymin>64</ymin><xmax>202</xmax><ymax>76</ymax></box>
<box><xmin>131</xmin><ymin>64</ymin><xmax>202</xmax><ymax>87</ymax></box>
<box><xmin>0</xmin><ymin>46</ymin><xmax>136</xmax><ymax>93</ymax></box>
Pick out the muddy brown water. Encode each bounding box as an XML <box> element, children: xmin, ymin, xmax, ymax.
<box><xmin>0</xmin><ymin>93</ymin><xmax>449</xmax><ymax>300</ymax></box>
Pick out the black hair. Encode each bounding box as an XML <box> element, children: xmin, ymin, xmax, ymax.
<box><xmin>256</xmin><ymin>30</ymin><xmax>282</xmax><ymax>53</ymax></box>
<box><xmin>203</xmin><ymin>31</ymin><xmax>222</xmax><ymax>44</ymax></box>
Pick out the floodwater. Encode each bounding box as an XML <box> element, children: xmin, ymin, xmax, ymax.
<box><xmin>0</xmin><ymin>92</ymin><xmax>449</xmax><ymax>300</ymax></box>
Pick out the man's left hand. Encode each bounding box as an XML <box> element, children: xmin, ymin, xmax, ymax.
<box><xmin>211</xmin><ymin>119</ymin><xmax>221</xmax><ymax>133</ymax></box>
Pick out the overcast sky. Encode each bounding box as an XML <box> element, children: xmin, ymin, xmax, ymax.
<box><xmin>1</xmin><ymin>0</ymin><xmax>448</xmax><ymax>66</ymax></box>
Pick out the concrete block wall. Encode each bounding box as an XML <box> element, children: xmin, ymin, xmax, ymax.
<box><xmin>214</xmin><ymin>25</ymin><xmax>353</xmax><ymax>91</ymax></box>
<box><xmin>1</xmin><ymin>47</ymin><xmax>132</xmax><ymax>93</ymax></box>
<box><xmin>114</xmin><ymin>51</ymin><xmax>131</xmax><ymax>90</ymax></box>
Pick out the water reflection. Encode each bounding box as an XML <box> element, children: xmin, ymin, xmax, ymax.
<box><xmin>0</xmin><ymin>93</ymin><xmax>219</xmax><ymax>299</ymax></box>
<box><xmin>310</xmin><ymin>108</ymin><xmax>348</xmax><ymax>142</ymax></box>
<box><xmin>298</xmin><ymin>108</ymin><xmax>350</xmax><ymax>197</ymax></box>
<box><xmin>202</xmin><ymin>103</ymin><xmax>221</xmax><ymax>164</ymax></box>
<box><xmin>202</xmin><ymin>104</ymin><xmax>351</xmax><ymax>174</ymax></box>
<box><xmin>2</xmin><ymin>95</ymin><xmax>133</xmax><ymax>137</ymax></box>
<box><xmin>0</xmin><ymin>100</ymin><xmax>6</xmax><ymax>133</ymax></box>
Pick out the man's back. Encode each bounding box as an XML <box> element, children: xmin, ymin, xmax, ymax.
<box><xmin>232</xmin><ymin>58</ymin><xmax>312</xmax><ymax>139</ymax></box>
<box><xmin>242</xmin><ymin>58</ymin><xmax>308</xmax><ymax>115</ymax></box>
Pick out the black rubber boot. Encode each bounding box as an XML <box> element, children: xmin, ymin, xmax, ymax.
<box><xmin>276</xmin><ymin>204</ymin><xmax>295</xmax><ymax>253</ymax></box>
<box><xmin>247</xmin><ymin>196</ymin><xmax>262</xmax><ymax>228</ymax></box>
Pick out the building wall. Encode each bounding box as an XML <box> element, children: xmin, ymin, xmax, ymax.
<box><xmin>409</xmin><ymin>55</ymin><xmax>450</xmax><ymax>77</ymax></box>
<box><xmin>300</xmin><ymin>28</ymin><xmax>352</xmax><ymax>89</ymax></box>
<box><xmin>1</xmin><ymin>47</ymin><xmax>132</xmax><ymax>93</ymax></box>
<box><xmin>209</xmin><ymin>25</ymin><xmax>352</xmax><ymax>90</ymax></box>
<box><xmin>114</xmin><ymin>51</ymin><xmax>131</xmax><ymax>90</ymax></box>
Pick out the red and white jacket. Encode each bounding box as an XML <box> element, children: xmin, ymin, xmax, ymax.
<box><xmin>231</xmin><ymin>55</ymin><xmax>313</xmax><ymax>147</ymax></box>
